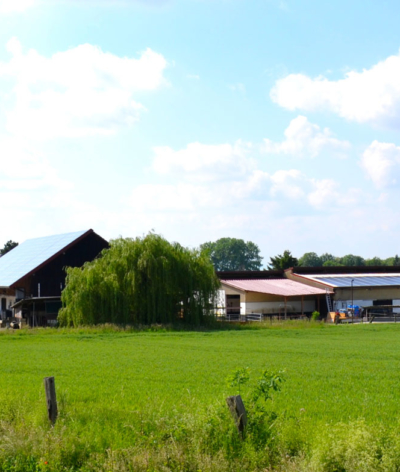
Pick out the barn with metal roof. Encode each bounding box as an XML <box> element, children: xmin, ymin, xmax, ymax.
<box><xmin>285</xmin><ymin>267</ymin><xmax>400</xmax><ymax>315</ymax></box>
<box><xmin>0</xmin><ymin>229</ymin><xmax>108</xmax><ymax>326</ymax></box>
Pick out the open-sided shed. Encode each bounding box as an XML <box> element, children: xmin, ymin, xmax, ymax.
<box><xmin>220</xmin><ymin>278</ymin><xmax>330</xmax><ymax>317</ymax></box>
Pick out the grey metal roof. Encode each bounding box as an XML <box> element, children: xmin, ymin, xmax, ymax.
<box><xmin>304</xmin><ymin>274</ymin><xmax>400</xmax><ymax>288</ymax></box>
<box><xmin>0</xmin><ymin>230</ymin><xmax>89</xmax><ymax>287</ymax></box>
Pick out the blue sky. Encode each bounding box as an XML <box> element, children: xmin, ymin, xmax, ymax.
<box><xmin>1</xmin><ymin>0</ymin><xmax>400</xmax><ymax>263</ymax></box>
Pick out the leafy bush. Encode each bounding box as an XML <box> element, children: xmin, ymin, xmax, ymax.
<box><xmin>225</xmin><ymin>367</ymin><xmax>285</xmax><ymax>444</ymax></box>
<box><xmin>311</xmin><ymin>311</ymin><xmax>320</xmax><ymax>321</ymax></box>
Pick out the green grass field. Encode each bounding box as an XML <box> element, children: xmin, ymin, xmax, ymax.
<box><xmin>1</xmin><ymin>322</ymin><xmax>400</xmax><ymax>471</ymax></box>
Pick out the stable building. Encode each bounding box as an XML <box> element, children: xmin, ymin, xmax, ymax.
<box><xmin>0</xmin><ymin>229</ymin><xmax>108</xmax><ymax>326</ymax></box>
<box><xmin>217</xmin><ymin>270</ymin><xmax>330</xmax><ymax>318</ymax></box>
<box><xmin>285</xmin><ymin>266</ymin><xmax>400</xmax><ymax>315</ymax></box>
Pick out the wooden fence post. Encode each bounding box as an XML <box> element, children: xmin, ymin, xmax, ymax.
<box><xmin>44</xmin><ymin>376</ymin><xmax>58</xmax><ymax>425</ymax></box>
<box><xmin>226</xmin><ymin>394</ymin><xmax>247</xmax><ymax>436</ymax></box>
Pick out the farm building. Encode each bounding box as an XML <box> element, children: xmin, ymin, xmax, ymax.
<box><xmin>217</xmin><ymin>266</ymin><xmax>400</xmax><ymax>319</ymax></box>
<box><xmin>286</xmin><ymin>266</ymin><xmax>400</xmax><ymax>315</ymax></box>
<box><xmin>0</xmin><ymin>229</ymin><xmax>108</xmax><ymax>326</ymax></box>
<box><xmin>217</xmin><ymin>270</ymin><xmax>330</xmax><ymax>318</ymax></box>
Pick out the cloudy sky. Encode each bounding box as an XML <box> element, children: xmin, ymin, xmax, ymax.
<box><xmin>1</xmin><ymin>0</ymin><xmax>400</xmax><ymax>262</ymax></box>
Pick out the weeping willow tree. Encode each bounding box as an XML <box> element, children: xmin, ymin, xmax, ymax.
<box><xmin>58</xmin><ymin>234</ymin><xmax>219</xmax><ymax>327</ymax></box>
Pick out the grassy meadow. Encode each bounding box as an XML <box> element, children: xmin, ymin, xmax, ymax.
<box><xmin>1</xmin><ymin>322</ymin><xmax>400</xmax><ymax>471</ymax></box>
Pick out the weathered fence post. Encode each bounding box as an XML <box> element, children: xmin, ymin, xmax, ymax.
<box><xmin>44</xmin><ymin>376</ymin><xmax>58</xmax><ymax>425</ymax></box>
<box><xmin>226</xmin><ymin>394</ymin><xmax>247</xmax><ymax>437</ymax></box>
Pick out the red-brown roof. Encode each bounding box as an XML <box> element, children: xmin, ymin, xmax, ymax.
<box><xmin>220</xmin><ymin>278</ymin><xmax>331</xmax><ymax>297</ymax></box>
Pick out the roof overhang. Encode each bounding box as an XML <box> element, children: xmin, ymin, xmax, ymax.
<box><xmin>221</xmin><ymin>279</ymin><xmax>331</xmax><ymax>297</ymax></box>
<box><xmin>12</xmin><ymin>296</ymin><xmax>61</xmax><ymax>309</ymax></box>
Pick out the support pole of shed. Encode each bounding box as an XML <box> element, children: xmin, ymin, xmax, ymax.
<box><xmin>284</xmin><ymin>297</ymin><xmax>287</xmax><ymax>320</ymax></box>
<box><xmin>318</xmin><ymin>296</ymin><xmax>320</xmax><ymax>314</ymax></box>
<box><xmin>301</xmin><ymin>296</ymin><xmax>304</xmax><ymax>316</ymax></box>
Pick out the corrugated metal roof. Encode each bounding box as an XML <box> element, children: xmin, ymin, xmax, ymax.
<box><xmin>221</xmin><ymin>279</ymin><xmax>330</xmax><ymax>296</ymax></box>
<box><xmin>298</xmin><ymin>273</ymin><xmax>400</xmax><ymax>288</ymax></box>
<box><xmin>0</xmin><ymin>230</ymin><xmax>89</xmax><ymax>287</ymax></box>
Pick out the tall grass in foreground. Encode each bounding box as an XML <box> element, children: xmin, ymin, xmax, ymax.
<box><xmin>2</xmin><ymin>398</ymin><xmax>400</xmax><ymax>471</ymax></box>
<box><xmin>1</xmin><ymin>323</ymin><xmax>400</xmax><ymax>471</ymax></box>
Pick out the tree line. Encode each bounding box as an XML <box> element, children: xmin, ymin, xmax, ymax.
<box><xmin>297</xmin><ymin>252</ymin><xmax>400</xmax><ymax>268</ymax></box>
<box><xmin>199</xmin><ymin>238</ymin><xmax>400</xmax><ymax>270</ymax></box>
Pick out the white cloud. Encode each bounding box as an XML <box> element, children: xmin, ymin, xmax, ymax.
<box><xmin>130</xmin><ymin>183</ymin><xmax>203</xmax><ymax>211</ymax></box>
<box><xmin>266</xmin><ymin>169</ymin><xmax>360</xmax><ymax>209</ymax></box>
<box><xmin>152</xmin><ymin>141</ymin><xmax>255</xmax><ymax>181</ymax></box>
<box><xmin>263</xmin><ymin>115</ymin><xmax>350</xmax><ymax>158</ymax></box>
<box><xmin>0</xmin><ymin>38</ymin><xmax>168</xmax><ymax>139</ymax></box>
<box><xmin>131</xmin><ymin>141</ymin><xmax>271</xmax><ymax>213</ymax></box>
<box><xmin>269</xmin><ymin>169</ymin><xmax>306</xmax><ymax>199</ymax></box>
<box><xmin>134</xmin><ymin>140</ymin><xmax>361</xmax><ymax>219</ymax></box>
<box><xmin>270</xmin><ymin>51</ymin><xmax>400</xmax><ymax>126</ymax></box>
<box><xmin>361</xmin><ymin>140</ymin><xmax>400</xmax><ymax>188</ymax></box>
<box><xmin>0</xmin><ymin>136</ymin><xmax>69</xmax><ymax>190</ymax></box>
<box><xmin>0</xmin><ymin>0</ymin><xmax>35</xmax><ymax>13</ymax></box>
<box><xmin>129</xmin><ymin>172</ymin><xmax>272</xmax><ymax>214</ymax></box>
<box><xmin>307</xmin><ymin>179</ymin><xmax>341</xmax><ymax>209</ymax></box>
<box><xmin>0</xmin><ymin>135</ymin><xmax>83</xmax><ymax>242</ymax></box>
<box><xmin>125</xmin><ymin>157</ymin><xmax>364</xmax><ymax>253</ymax></box>
<box><xmin>307</xmin><ymin>179</ymin><xmax>362</xmax><ymax>210</ymax></box>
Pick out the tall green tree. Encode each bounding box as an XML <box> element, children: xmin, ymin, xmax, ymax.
<box><xmin>365</xmin><ymin>257</ymin><xmax>383</xmax><ymax>266</ymax></box>
<box><xmin>320</xmin><ymin>253</ymin><xmax>335</xmax><ymax>265</ymax></box>
<box><xmin>200</xmin><ymin>238</ymin><xmax>263</xmax><ymax>271</ymax></box>
<box><xmin>382</xmin><ymin>255</ymin><xmax>400</xmax><ymax>266</ymax></box>
<box><xmin>0</xmin><ymin>240</ymin><xmax>18</xmax><ymax>257</ymax></box>
<box><xmin>339</xmin><ymin>254</ymin><xmax>365</xmax><ymax>266</ymax></box>
<box><xmin>59</xmin><ymin>234</ymin><xmax>219</xmax><ymax>327</ymax></box>
<box><xmin>268</xmin><ymin>250</ymin><xmax>298</xmax><ymax>270</ymax></box>
<box><xmin>323</xmin><ymin>260</ymin><xmax>343</xmax><ymax>267</ymax></box>
<box><xmin>298</xmin><ymin>252</ymin><xmax>321</xmax><ymax>267</ymax></box>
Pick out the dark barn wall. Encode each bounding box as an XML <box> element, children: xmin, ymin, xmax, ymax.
<box><xmin>18</xmin><ymin>233</ymin><xmax>108</xmax><ymax>298</ymax></box>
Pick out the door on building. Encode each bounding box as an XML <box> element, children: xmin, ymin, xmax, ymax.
<box><xmin>226</xmin><ymin>295</ymin><xmax>240</xmax><ymax>315</ymax></box>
